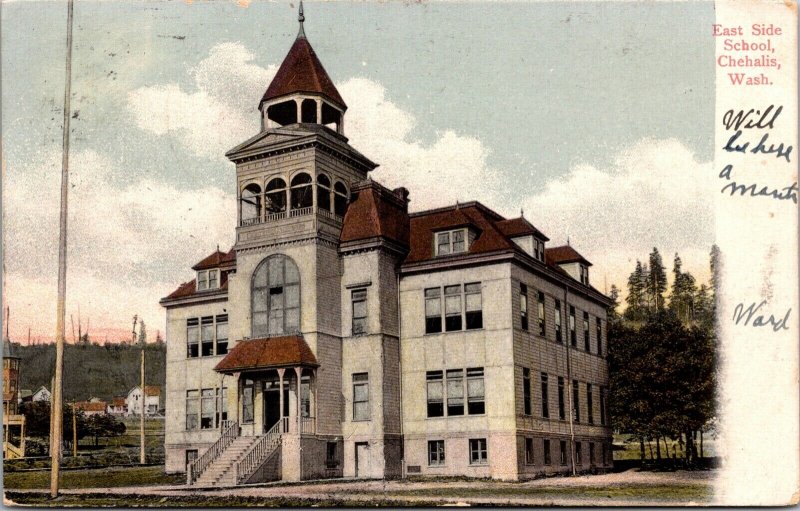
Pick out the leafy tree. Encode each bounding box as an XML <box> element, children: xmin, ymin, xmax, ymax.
<box><xmin>19</xmin><ymin>401</ymin><xmax>52</xmax><ymax>438</ymax></box>
<box><xmin>85</xmin><ymin>413</ymin><xmax>126</xmax><ymax>446</ymax></box>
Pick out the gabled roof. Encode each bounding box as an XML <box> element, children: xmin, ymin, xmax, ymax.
<box><xmin>192</xmin><ymin>249</ymin><xmax>236</xmax><ymax>271</ymax></box>
<box><xmin>546</xmin><ymin>245</ymin><xmax>593</xmax><ymax>267</ymax></box>
<box><xmin>75</xmin><ymin>401</ymin><xmax>106</xmax><ymax>412</ymax></box>
<box><xmin>144</xmin><ymin>385</ymin><xmax>161</xmax><ymax>397</ymax></box>
<box><xmin>215</xmin><ymin>336</ymin><xmax>319</xmax><ymax>374</ymax></box>
<box><xmin>496</xmin><ymin>217</ymin><xmax>549</xmax><ymax>241</ymax></box>
<box><xmin>112</xmin><ymin>397</ymin><xmax>126</xmax><ymax>407</ymax></box>
<box><xmin>340</xmin><ymin>181</ymin><xmax>410</xmax><ymax>247</ymax></box>
<box><xmin>261</xmin><ymin>36</ymin><xmax>346</xmax><ymax>110</ymax></box>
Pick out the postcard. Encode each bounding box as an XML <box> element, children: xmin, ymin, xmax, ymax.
<box><xmin>2</xmin><ymin>0</ymin><xmax>797</xmax><ymax>507</ymax></box>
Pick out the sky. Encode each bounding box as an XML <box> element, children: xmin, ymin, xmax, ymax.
<box><xmin>1</xmin><ymin>0</ymin><xmax>716</xmax><ymax>343</ymax></box>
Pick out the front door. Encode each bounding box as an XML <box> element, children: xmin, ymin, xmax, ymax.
<box><xmin>264</xmin><ymin>390</ymin><xmax>281</xmax><ymax>433</ymax></box>
<box><xmin>355</xmin><ymin>442</ymin><xmax>370</xmax><ymax>478</ymax></box>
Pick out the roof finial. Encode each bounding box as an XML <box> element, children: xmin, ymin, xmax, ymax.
<box><xmin>520</xmin><ymin>208</ymin><xmax>524</xmax><ymax>218</ymax></box>
<box><xmin>297</xmin><ymin>1</ymin><xmax>306</xmax><ymax>39</ymax></box>
<box><xmin>567</xmin><ymin>236</ymin><xmax>570</xmax><ymax>246</ymax></box>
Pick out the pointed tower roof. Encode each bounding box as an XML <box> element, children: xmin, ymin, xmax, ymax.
<box><xmin>260</xmin><ymin>3</ymin><xmax>347</xmax><ymax>111</ymax></box>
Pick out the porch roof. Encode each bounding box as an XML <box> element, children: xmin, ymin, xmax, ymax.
<box><xmin>214</xmin><ymin>335</ymin><xmax>319</xmax><ymax>374</ymax></box>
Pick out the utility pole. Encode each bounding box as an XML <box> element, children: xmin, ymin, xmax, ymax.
<box><xmin>72</xmin><ymin>403</ymin><xmax>77</xmax><ymax>457</ymax></box>
<box><xmin>140</xmin><ymin>346</ymin><xmax>146</xmax><ymax>464</ymax></box>
<box><xmin>51</xmin><ymin>0</ymin><xmax>74</xmax><ymax>498</ymax></box>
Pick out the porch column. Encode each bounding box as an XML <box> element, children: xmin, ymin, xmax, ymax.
<box><xmin>294</xmin><ymin>366</ymin><xmax>302</xmax><ymax>434</ymax></box>
<box><xmin>277</xmin><ymin>368</ymin><xmax>286</xmax><ymax>432</ymax></box>
<box><xmin>311</xmin><ymin>368</ymin><xmax>318</xmax><ymax>427</ymax></box>
<box><xmin>295</xmin><ymin>99</ymin><xmax>302</xmax><ymax>124</ymax></box>
<box><xmin>316</xmin><ymin>100</ymin><xmax>322</xmax><ymax>124</ymax></box>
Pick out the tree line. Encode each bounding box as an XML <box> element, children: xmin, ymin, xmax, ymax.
<box><xmin>607</xmin><ymin>246</ymin><xmax>719</xmax><ymax>466</ymax></box>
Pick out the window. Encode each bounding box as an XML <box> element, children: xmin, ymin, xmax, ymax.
<box><xmin>541</xmin><ymin>373</ymin><xmax>550</xmax><ymax>418</ymax></box>
<box><xmin>589</xmin><ymin>442</ymin><xmax>596</xmax><ymax>466</ymax></box>
<box><xmin>290</xmin><ymin>173</ymin><xmax>313</xmax><ymax>210</ymax></box>
<box><xmin>467</xmin><ymin>367</ymin><xmax>485</xmax><ymax>415</ymax></box>
<box><xmin>558</xmin><ymin>377</ymin><xmax>565</xmax><ymax>420</ymax></box>
<box><xmin>535</xmin><ymin>238</ymin><xmax>545</xmax><ymax>262</ymax></box>
<box><xmin>583</xmin><ymin>312</ymin><xmax>590</xmax><ymax>352</ymax></box>
<box><xmin>333</xmin><ymin>182</ymin><xmax>348</xmax><ymax>217</ymax></box>
<box><xmin>596</xmin><ymin>318</ymin><xmax>603</xmax><ymax>356</ymax></box>
<box><xmin>265</xmin><ymin>177</ymin><xmax>287</xmax><ymax>213</ymax></box>
<box><xmin>353</xmin><ymin>373</ymin><xmax>370</xmax><ymax>421</ymax></box>
<box><xmin>426</xmin><ymin>371</ymin><xmax>444</xmax><ymax>417</ymax></box>
<box><xmin>569</xmin><ymin>306</ymin><xmax>577</xmax><ymax>347</ymax></box>
<box><xmin>216</xmin><ymin>315</ymin><xmax>228</xmax><ymax>355</ymax></box>
<box><xmin>543</xmin><ymin>439</ymin><xmax>552</xmax><ymax>465</ymax></box>
<box><xmin>600</xmin><ymin>387</ymin><xmax>607</xmax><ymax>426</ymax></box>
<box><xmin>464</xmin><ymin>283</ymin><xmax>483</xmax><ymax>329</ymax></box>
<box><xmin>240</xmin><ymin>183</ymin><xmax>262</xmax><ymax>224</ymax></box>
<box><xmin>572</xmin><ymin>380</ymin><xmax>580</xmax><ymax>423</ymax></box>
<box><xmin>301</xmin><ymin>377</ymin><xmax>311</xmax><ymax>418</ymax></box>
<box><xmin>435</xmin><ymin>228</ymin><xmax>467</xmax><ymax>256</ymax></box>
<box><xmin>428</xmin><ymin>440</ymin><xmax>445</xmax><ymax>466</ymax></box>
<box><xmin>560</xmin><ymin>440</ymin><xmax>568</xmax><ymax>465</ymax></box>
<box><xmin>185</xmin><ymin>449</ymin><xmax>198</xmax><ymax>472</ymax></box>
<box><xmin>525</xmin><ymin>437</ymin><xmax>535</xmax><ymax>464</ymax></box>
<box><xmin>425</xmin><ymin>288</ymin><xmax>442</xmax><ymax>334</ymax></box>
<box><xmin>580</xmin><ymin>264</ymin><xmax>589</xmax><ymax>285</ymax></box>
<box><xmin>520</xmin><ymin>284</ymin><xmax>528</xmax><ymax>330</ymax></box>
<box><xmin>444</xmin><ymin>285</ymin><xmax>462</xmax><ymax>331</ymax></box>
<box><xmin>575</xmin><ymin>442</ymin><xmax>582</xmax><ymax>466</ymax></box>
<box><xmin>201</xmin><ymin>388</ymin><xmax>215</xmax><ymax>429</ymax></box>
<box><xmin>351</xmin><ymin>289</ymin><xmax>367</xmax><ymax>335</ymax></box>
<box><xmin>538</xmin><ymin>291</ymin><xmax>546</xmax><ymax>336</ymax></box>
<box><xmin>469</xmin><ymin>438</ymin><xmax>488</xmax><ymax>465</ymax></box>
<box><xmin>242</xmin><ymin>379</ymin><xmax>254</xmax><ymax>424</ymax></box>
<box><xmin>587</xmin><ymin>383</ymin><xmax>594</xmax><ymax>425</ymax></box>
<box><xmin>555</xmin><ymin>300</ymin><xmax>562</xmax><ymax>343</ymax></box>
<box><xmin>317</xmin><ymin>174</ymin><xmax>331</xmax><ymax>212</ymax></box>
<box><xmin>186</xmin><ymin>319</ymin><xmax>199</xmax><ymax>358</ymax></box>
<box><xmin>201</xmin><ymin>316</ymin><xmax>214</xmax><ymax>356</ymax></box>
<box><xmin>252</xmin><ymin>255</ymin><xmax>300</xmax><ymax>337</ymax></box>
<box><xmin>426</xmin><ymin>284</ymin><xmax>482</xmax><ymax>333</ymax></box>
<box><xmin>186</xmin><ymin>390</ymin><xmax>199</xmax><ymax>430</ymax></box>
<box><xmin>216</xmin><ymin>387</ymin><xmax>228</xmax><ymax>427</ymax></box>
<box><xmin>197</xmin><ymin>269</ymin><xmax>219</xmax><ymax>291</ymax></box>
<box><xmin>446</xmin><ymin>369</ymin><xmax>464</xmax><ymax>416</ymax></box>
<box><xmin>523</xmin><ymin>368</ymin><xmax>531</xmax><ymax>415</ymax></box>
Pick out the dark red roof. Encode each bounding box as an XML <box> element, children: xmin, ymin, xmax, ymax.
<box><xmin>215</xmin><ymin>336</ymin><xmax>319</xmax><ymax>373</ymax></box>
<box><xmin>545</xmin><ymin>245</ymin><xmax>592</xmax><ymax>267</ymax></box>
<box><xmin>163</xmin><ymin>278</ymin><xmax>229</xmax><ymax>301</ymax></box>
<box><xmin>340</xmin><ymin>181</ymin><xmax>410</xmax><ymax>247</ymax></box>
<box><xmin>192</xmin><ymin>249</ymin><xmax>236</xmax><ymax>271</ymax></box>
<box><xmin>496</xmin><ymin>217</ymin><xmax>549</xmax><ymax>241</ymax></box>
<box><xmin>75</xmin><ymin>401</ymin><xmax>106</xmax><ymax>412</ymax></box>
<box><xmin>261</xmin><ymin>36</ymin><xmax>346</xmax><ymax>110</ymax></box>
<box><xmin>405</xmin><ymin>203</ymin><xmax>516</xmax><ymax>264</ymax></box>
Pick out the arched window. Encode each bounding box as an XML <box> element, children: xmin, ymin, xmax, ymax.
<box><xmin>265</xmin><ymin>178</ymin><xmax>287</xmax><ymax>213</ymax></box>
<box><xmin>290</xmin><ymin>173</ymin><xmax>313</xmax><ymax>210</ymax></box>
<box><xmin>317</xmin><ymin>174</ymin><xmax>331</xmax><ymax>212</ymax></box>
<box><xmin>252</xmin><ymin>255</ymin><xmax>300</xmax><ymax>337</ymax></box>
<box><xmin>334</xmin><ymin>182</ymin><xmax>348</xmax><ymax>217</ymax></box>
<box><xmin>241</xmin><ymin>183</ymin><xmax>262</xmax><ymax>225</ymax></box>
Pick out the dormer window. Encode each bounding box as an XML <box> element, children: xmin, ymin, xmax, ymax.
<box><xmin>535</xmin><ymin>239</ymin><xmax>545</xmax><ymax>262</ymax></box>
<box><xmin>436</xmin><ymin>228</ymin><xmax>467</xmax><ymax>256</ymax></box>
<box><xmin>197</xmin><ymin>269</ymin><xmax>220</xmax><ymax>291</ymax></box>
<box><xmin>579</xmin><ymin>265</ymin><xmax>589</xmax><ymax>285</ymax></box>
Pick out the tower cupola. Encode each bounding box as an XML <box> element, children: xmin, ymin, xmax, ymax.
<box><xmin>259</xmin><ymin>2</ymin><xmax>346</xmax><ymax>134</ymax></box>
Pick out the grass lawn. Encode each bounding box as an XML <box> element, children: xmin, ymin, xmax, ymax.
<box><xmin>3</xmin><ymin>466</ymin><xmax>184</xmax><ymax>490</ymax></box>
<box><xmin>613</xmin><ymin>433</ymin><xmax>719</xmax><ymax>461</ymax></box>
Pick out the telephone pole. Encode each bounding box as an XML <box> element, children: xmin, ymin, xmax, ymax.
<box><xmin>140</xmin><ymin>345</ymin><xmax>146</xmax><ymax>464</ymax></box>
<box><xmin>72</xmin><ymin>403</ymin><xmax>77</xmax><ymax>457</ymax></box>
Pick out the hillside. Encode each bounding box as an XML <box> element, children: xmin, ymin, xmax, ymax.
<box><xmin>10</xmin><ymin>342</ymin><xmax>166</xmax><ymax>402</ymax></box>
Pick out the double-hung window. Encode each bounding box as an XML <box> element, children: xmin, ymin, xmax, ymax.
<box><xmin>352</xmin><ymin>289</ymin><xmax>367</xmax><ymax>335</ymax></box>
<box><xmin>444</xmin><ymin>285</ymin><xmax>462</xmax><ymax>331</ymax></box>
<box><xmin>543</xmin><ymin>439</ymin><xmax>552</xmax><ymax>465</ymax></box>
<box><xmin>425</xmin><ymin>288</ymin><xmax>442</xmax><ymax>334</ymax></box>
<box><xmin>469</xmin><ymin>438</ymin><xmax>488</xmax><ymax>465</ymax></box>
<box><xmin>590</xmin><ymin>442</ymin><xmax>596</xmax><ymax>466</ymax></box>
<box><xmin>541</xmin><ymin>373</ymin><xmax>550</xmax><ymax>418</ymax></box>
<box><xmin>215</xmin><ymin>315</ymin><xmax>228</xmax><ymax>355</ymax></box>
<box><xmin>583</xmin><ymin>312</ymin><xmax>590</xmax><ymax>352</ymax></box>
<box><xmin>435</xmin><ymin>228</ymin><xmax>467</xmax><ymax>256</ymax></box>
<box><xmin>242</xmin><ymin>379</ymin><xmax>254</xmax><ymax>424</ymax></box>
<box><xmin>200</xmin><ymin>388</ymin><xmax>215</xmax><ymax>429</ymax></box>
<box><xmin>446</xmin><ymin>369</ymin><xmax>464</xmax><ymax>416</ymax></box>
<box><xmin>569</xmin><ymin>306</ymin><xmax>576</xmax><ymax>347</ymax></box>
<box><xmin>572</xmin><ymin>380</ymin><xmax>580</xmax><ymax>423</ymax></box>
<box><xmin>426</xmin><ymin>371</ymin><xmax>444</xmax><ymax>417</ymax></box>
<box><xmin>600</xmin><ymin>386</ymin><xmax>607</xmax><ymax>426</ymax></box>
<box><xmin>558</xmin><ymin>377</ymin><xmax>566</xmax><ymax>420</ymax></box>
<box><xmin>201</xmin><ymin>316</ymin><xmax>214</xmax><ymax>356</ymax></box>
<box><xmin>428</xmin><ymin>440</ymin><xmax>445</xmax><ymax>466</ymax></box>
<box><xmin>464</xmin><ymin>283</ymin><xmax>483</xmax><ymax>329</ymax></box>
<box><xmin>525</xmin><ymin>438</ymin><xmax>535</xmax><ymax>464</ymax></box>
<box><xmin>575</xmin><ymin>442</ymin><xmax>582</xmax><ymax>465</ymax></box>
<box><xmin>520</xmin><ymin>284</ymin><xmax>529</xmax><ymax>330</ymax></box>
<box><xmin>353</xmin><ymin>373</ymin><xmax>370</xmax><ymax>421</ymax></box>
<box><xmin>596</xmin><ymin>318</ymin><xmax>603</xmax><ymax>356</ymax></box>
<box><xmin>197</xmin><ymin>269</ymin><xmax>219</xmax><ymax>291</ymax></box>
<box><xmin>555</xmin><ymin>300</ymin><xmax>562</xmax><ymax>343</ymax></box>
<box><xmin>216</xmin><ymin>387</ymin><xmax>228</xmax><ymax>427</ymax></box>
<box><xmin>186</xmin><ymin>319</ymin><xmax>199</xmax><ymax>358</ymax></box>
<box><xmin>560</xmin><ymin>440</ymin><xmax>568</xmax><ymax>465</ymax></box>
<box><xmin>587</xmin><ymin>383</ymin><xmax>594</xmax><ymax>425</ymax></box>
<box><xmin>538</xmin><ymin>292</ymin><xmax>546</xmax><ymax>336</ymax></box>
<box><xmin>523</xmin><ymin>368</ymin><xmax>532</xmax><ymax>415</ymax></box>
<box><xmin>467</xmin><ymin>368</ymin><xmax>485</xmax><ymax>414</ymax></box>
<box><xmin>185</xmin><ymin>390</ymin><xmax>199</xmax><ymax>430</ymax></box>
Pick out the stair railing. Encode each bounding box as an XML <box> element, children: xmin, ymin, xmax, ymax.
<box><xmin>236</xmin><ymin>417</ymin><xmax>288</xmax><ymax>484</ymax></box>
<box><xmin>187</xmin><ymin>420</ymin><xmax>239</xmax><ymax>485</ymax></box>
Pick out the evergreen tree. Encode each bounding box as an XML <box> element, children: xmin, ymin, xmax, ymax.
<box><xmin>669</xmin><ymin>253</ymin><xmax>698</xmax><ymax>324</ymax></box>
<box><xmin>647</xmin><ymin>248</ymin><xmax>667</xmax><ymax>311</ymax></box>
<box><xmin>607</xmin><ymin>284</ymin><xmax>621</xmax><ymax>326</ymax></box>
<box><xmin>138</xmin><ymin>319</ymin><xmax>147</xmax><ymax>345</ymax></box>
<box><xmin>624</xmin><ymin>261</ymin><xmax>647</xmax><ymax>322</ymax></box>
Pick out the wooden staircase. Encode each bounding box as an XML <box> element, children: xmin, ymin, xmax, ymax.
<box><xmin>193</xmin><ymin>436</ymin><xmax>263</xmax><ymax>487</ymax></box>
